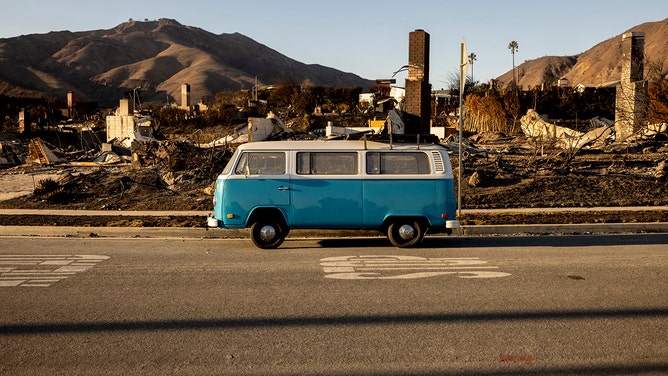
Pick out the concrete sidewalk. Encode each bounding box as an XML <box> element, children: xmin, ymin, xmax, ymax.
<box><xmin>0</xmin><ymin>222</ymin><xmax>666</xmax><ymax>239</ymax></box>
<box><xmin>1</xmin><ymin>206</ymin><xmax>667</xmax><ymax>217</ymax></box>
<box><xmin>0</xmin><ymin>207</ymin><xmax>666</xmax><ymax>239</ymax></box>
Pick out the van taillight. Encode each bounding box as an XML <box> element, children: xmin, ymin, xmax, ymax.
<box><xmin>442</xmin><ymin>214</ymin><xmax>449</xmax><ymax>219</ymax></box>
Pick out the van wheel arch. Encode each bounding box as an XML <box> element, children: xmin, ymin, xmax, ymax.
<box><xmin>248</xmin><ymin>208</ymin><xmax>289</xmax><ymax>249</ymax></box>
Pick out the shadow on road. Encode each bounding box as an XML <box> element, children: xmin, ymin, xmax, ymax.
<box><xmin>3</xmin><ymin>307</ymin><xmax>667</xmax><ymax>375</ymax></box>
<box><xmin>310</xmin><ymin>233</ymin><xmax>668</xmax><ymax>249</ymax></box>
<box><xmin>3</xmin><ymin>307</ymin><xmax>666</xmax><ymax>335</ymax></box>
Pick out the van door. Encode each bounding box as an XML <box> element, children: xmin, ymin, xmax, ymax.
<box><xmin>222</xmin><ymin>151</ymin><xmax>290</xmax><ymax>226</ymax></box>
<box><xmin>290</xmin><ymin>151</ymin><xmax>363</xmax><ymax>228</ymax></box>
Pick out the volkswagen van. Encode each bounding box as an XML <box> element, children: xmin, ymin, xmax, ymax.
<box><xmin>208</xmin><ymin>139</ymin><xmax>459</xmax><ymax>248</ymax></box>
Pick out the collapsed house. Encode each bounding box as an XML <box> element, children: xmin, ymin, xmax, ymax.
<box><xmin>520</xmin><ymin>109</ymin><xmax>613</xmax><ymax>152</ymax></box>
<box><xmin>0</xmin><ymin>141</ymin><xmax>23</xmax><ymax>166</ymax></box>
<box><xmin>325</xmin><ymin>109</ymin><xmax>403</xmax><ymax>138</ymax></box>
<box><xmin>200</xmin><ymin>112</ymin><xmax>293</xmax><ymax>147</ymax></box>
<box><xmin>326</xmin><ymin>109</ymin><xmax>451</xmax><ymax>140</ymax></box>
<box><xmin>520</xmin><ymin>108</ymin><xmax>667</xmax><ymax>153</ymax></box>
<box><xmin>28</xmin><ymin>138</ymin><xmax>67</xmax><ymax>165</ymax></box>
<box><xmin>105</xmin><ymin>98</ymin><xmax>157</xmax><ymax>147</ymax></box>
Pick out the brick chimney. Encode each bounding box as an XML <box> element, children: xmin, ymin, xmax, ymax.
<box><xmin>404</xmin><ymin>29</ymin><xmax>431</xmax><ymax>135</ymax></box>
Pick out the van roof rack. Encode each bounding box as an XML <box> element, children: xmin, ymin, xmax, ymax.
<box><xmin>345</xmin><ymin>133</ymin><xmax>440</xmax><ymax>144</ymax></box>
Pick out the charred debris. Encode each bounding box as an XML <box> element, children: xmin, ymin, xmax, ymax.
<box><xmin>1</xmin><ymin>101</ymin><xmax>667</xmax><ymax>194</ymax></box>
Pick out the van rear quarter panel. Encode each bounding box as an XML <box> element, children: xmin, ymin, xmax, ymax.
<box><xmin>362</xmin><ymin>178</ymin><xmax>453</xmax><ymax>228</ymax></box>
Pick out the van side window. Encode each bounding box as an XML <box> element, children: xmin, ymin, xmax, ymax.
<box><xmin>366</xmin><ymin>152</ymin><xmax>431</xmax><ymax>174</ymax></box>
<box><xmin>235</xmin><ymin>152</ymin><xmax>286</xmax><ymax>175</ymax></box>
<box><xmin>297</xmin><ymin>152</ymin><xmax>358</xmax><ymax>175</ymax></box>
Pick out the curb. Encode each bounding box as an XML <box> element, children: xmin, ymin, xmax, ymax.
<box><xmin>1</xmin><ymin>223</ymin><xmax>667</xmax><ymax>239</ymax></box>
<box><xmin>1</xmin><ymin>206</ymin><xmax>667</xmax><ymax>217</ymax></box>
<box><xmin>460</xmin><ymin>222</ymin><xmax>668</xmax><ymax>235</ymax></box>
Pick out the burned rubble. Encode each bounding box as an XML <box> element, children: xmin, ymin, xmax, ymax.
<box><xmin>454</xmin><ymin>125</ymin><xmax>668</xmax><ymax>219</ymax></box>
<box><xmin>1</xmin><ymin>106</ymin><xmax>667</xmax><ymax>229</ymax></box>
<box><xmin>0</xmin><ymin>134</ymin><xmax>231</xmax><ymax>213</ymax></box>
<box><xmin>1</xmin><ymin>26</ymin><xmax>666</xmax><ymax>229</ymax></box>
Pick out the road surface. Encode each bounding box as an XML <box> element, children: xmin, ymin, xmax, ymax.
<box><xmin>1</xmin><ymin>234</ymin><xmax>667</xmax><ymax>375</ymax></box>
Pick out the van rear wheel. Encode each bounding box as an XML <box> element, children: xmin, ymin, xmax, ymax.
<box><xmin>250</xmin><ymin>220</ymin><xmax>285</xmax><ymax>249</ymax></box>
<box><xmin>387</xmin><ymin>220</ymin><xmax>424</xmax><ymax>248</ymax></box>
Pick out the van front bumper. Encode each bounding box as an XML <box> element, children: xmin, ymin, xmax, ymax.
<box><xmin>207</xmin><ymin>215</ymin><xmax>245</xmax><ymax>229</ymax></box>
<box><xmin>207</xmin><ymin>215</ymin><xmax>220</xmax><ymax>228</ymax></box>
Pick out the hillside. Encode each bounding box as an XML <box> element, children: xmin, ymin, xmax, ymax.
<box><xmin>496</xmin><ymin>18</ymin><xmax>668</xmax><ymax>88</ymax></box>
<box><xmin>0</xmin><ymin>18</ymin><xmax>371</xmax><ymax>106</ymax></box>
<box><xmin>2</xmin><ymin>18</ymin><xmax>667</xmax><ymax>107</ymax></box>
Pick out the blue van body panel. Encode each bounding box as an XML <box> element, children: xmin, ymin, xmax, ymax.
<box><xmin>363</xmin><ymin>178</ymin><xmax>453</xmax><ymax>228</ymax></box>
<box><xmin>219</xmin><ymin>176</ymin><xmax>291</xmax><ymax>228</ymax></box>
<box><xmin>289</xmin><ymin>178</ymin><xmax>363</xmax><ymax>228</ymax></box>
<box><xmin>210</xmin><ymin>140</ymin><xmax>460</xmax><ymax>233</ymax></box>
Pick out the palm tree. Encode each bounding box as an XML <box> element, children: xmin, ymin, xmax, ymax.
<box><xmin>468</xmin><ymin>52</ymin><xmax>477</xmax><ymax>82</ymax></box>
<box><xmin>508</xmin><ymin>41</ymin><xmax>519</xmax><ymax>86</ymax></box>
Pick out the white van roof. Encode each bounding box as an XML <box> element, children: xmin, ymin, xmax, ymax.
<box><xmin>237</xmin><ymin>140</ymin><xmax>446</xmax><ymax>152</ymax></box>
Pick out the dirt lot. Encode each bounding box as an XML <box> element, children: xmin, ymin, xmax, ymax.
<box><xmin>1</xmin><ymin>132</ymin><xmax>667</xmax><ymax>227</ymax></box>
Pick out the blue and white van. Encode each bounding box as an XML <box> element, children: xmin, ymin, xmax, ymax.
<box><xmin>208</xmin><ymin>139</ymin><xmax>460</xmax><ymax>248</ymax></box>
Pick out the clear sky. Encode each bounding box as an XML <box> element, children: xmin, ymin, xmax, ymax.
<box><xmin>1</xmin><ymin>0</ymin><xmax>666</xmax><ymax>88</ymax></box>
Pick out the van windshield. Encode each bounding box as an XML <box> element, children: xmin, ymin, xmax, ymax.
<box><xmin>221</xmin><ymin>149</ymin><xmax>240</xmax><ymax>175</ymax></box>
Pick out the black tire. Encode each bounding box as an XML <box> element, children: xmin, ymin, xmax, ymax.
<box><xmin>250</xmin><ymin>220</ymin><xmax>285</xmax><ymax>249</ymax></box>
<box><xmin>387</xmin><ymin>219</ymin><xmax>424</xmax><ymax>248</ymax></box>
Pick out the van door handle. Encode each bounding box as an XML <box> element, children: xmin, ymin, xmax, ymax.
<box><xmin>278</xmin><ymin>186</ymin><xmax>289</xmax><ymax>191</ymax></box>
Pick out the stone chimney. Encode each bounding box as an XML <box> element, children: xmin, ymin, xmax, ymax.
<box><xmin>119</xmin><ymin>98</ymin><xmax>131</xmax><ymax>116</ymax></box>
<box><xmin>615</xmin><ymin>32</ymin><xmax>647</xmax><ymax>142</ymax></box>
<box><xmin>18</xmin><ymin>108</ymin><xmax>30</xmax><ymax>134</ymax></box>
<box><xmin>67</xmin><ymin>91</ymin><xmax>75</xmax><ymax>119</ymax></box>
<box><xmin>181</xmin><ymin>83</ymin><xmax>191</xmax><ymax>110</ymax></box>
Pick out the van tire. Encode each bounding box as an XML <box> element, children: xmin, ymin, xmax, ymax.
<box><xmin>387</xmin><ymin>219</ymin><xmax>424</xmax><ymax>248</ymax></box>
<box><xmin>250</xmin><ymin>220</ymin><xmax>285</xmax><ymax>249</ymax></box>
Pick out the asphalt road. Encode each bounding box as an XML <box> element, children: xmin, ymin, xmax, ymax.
<box><xmin>1</xmin><ymin>234</ymin><xmax>667</xmax><ymax>375</ymax></box>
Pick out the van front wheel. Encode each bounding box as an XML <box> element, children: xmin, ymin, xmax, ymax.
<box><xmin>250</xmin><ymin>220</ymin><xmax>285</xmax><ymax>249</ymax></box>
<box><xmin>387</xmin><ymin>220</ymin><xmax>424</xmax><ymax>248</ymax></box>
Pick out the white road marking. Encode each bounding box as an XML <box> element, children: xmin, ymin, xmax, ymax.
<box><xmin>0</xmin><ymin>255</ymin><xmax>109</xmax><ymax>287</ymax></box>
<box><xmin>321</xmin><ymin>255</ymin><xmax>511</xmax><ymax>280</ymax></box>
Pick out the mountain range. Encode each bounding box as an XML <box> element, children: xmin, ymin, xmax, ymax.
<box><xmin>0</xmin><ymin>18</ymin><xmax>371</xmax><ymax>106</ymax></box>
<box><xmin>0</xmin><ymin>18</ymin><xmax>666</xmax><ymax>107</ymax></box>
<box><xmin>497</xmin><ymin>18</ymin><xmax>668</xmax><ymax>88</ymax></box>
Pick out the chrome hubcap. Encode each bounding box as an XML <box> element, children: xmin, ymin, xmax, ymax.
<box><xmin>398</xmin><ymin>224</ymin><xmax>415</xmax><ymax>240</ymax></box>
<box><xmin>259</xmin><ymin>225</ymin><xmax>276</xmax><ymax>241</ymax></box>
